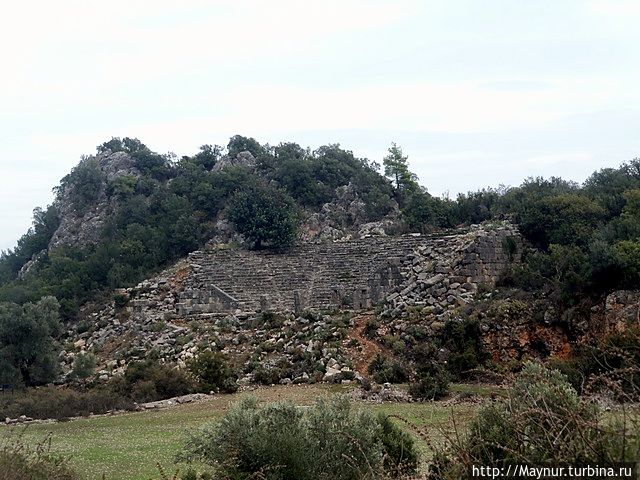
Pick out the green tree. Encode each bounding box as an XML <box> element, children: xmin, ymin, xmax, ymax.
<box><xmin>0</xmin><ymin>296</ymin><xmax>61</xmax><ymax>385</ymax></box>
<box><xmin>70</xmin><ymin>352</ymin><xmax>97</xmax><ymax>380</ymax></box>
<box><xmin>227</xmin><ymin>184</ymin><xmax>298</xmax><ymax>249</ymax></box>
<box><xmin>227</xmin><ymin>135</ymin><xmax>265</xmax><ymax>158</ymax></box>
<box><xmin>192</xmin><ymin>144</ymin><xmax>223</xmax><ymax>170</ymax></box>
<box><xmin>187</xmin><ymin>350</ymin><xmax>237</xmax><ymax>393</ymax></box>
<box><xmin>383</xmin><ymin>143</ymin><xmax>418</xmax><ymax>195</ymax></box>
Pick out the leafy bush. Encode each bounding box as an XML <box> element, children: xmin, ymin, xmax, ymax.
<box><xmin>227</xmin><ymin>184</ymin><xmax>299</xmax><ymax>249</ymax></box>
<box><xmin>187</xmin><ymin>350</ymin><xmax>237</xmax><ymax>394</ymax></box>
<box><xmin>429</xmin><ymin>362</ymin><xmax>640</xmax><ymax>479</ymax></box>
<box><xmin>179</xmin><ymin>395</ymin><xmax>418</xmax><ymax>480</ymax></box>
<box><xmin>123</xmin><ymin>360</ymin><xmax>194</xmax><ymax>402</ymax></box>
<box><xmin>367</xmin><ymin>354</ymin><xmax>409</xmax><ymax>384</ymax></box>
<box><xmin>378</xmin><ymin>413</ymin><xmax>419</xmax><ymax>476</ymax></box>
<box><xmin>440</xmin><ymin>319</ymin><xmax>488</xmax><ymax>377</ymax></box>
<box><xmin>70</xmin><ymin>352</ymin><xmax>97</xmax><ymax>380</ymax></box>
<box><xmin>0</xmin><ymin>434</ymin><xmax>79</xmax><ymax>480</ymax></box>
<box><xmin>113</xmin><ymin>292</ymin><xmax>129</xmax><ymax>309</ymax></box>
<box><xmin>58</xmin><ymin>157</ymin><xmax>105</xmax><ymax>213</ymax></box>
<box><xmin>409</xmin><ymin>363</ymin><xmax>449</xmax><ymax>400</ymax></box>
<box><xmin>252</xmin><ymin>363</ymin><xmax>289</xmax><ymax>385</ymax></box>
<box><xmin>0</xmin><ymin>386</ymin><xmax>133</xmax><ymax>420</ymax></box>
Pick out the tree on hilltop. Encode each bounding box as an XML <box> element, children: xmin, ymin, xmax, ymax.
<box><xmin>383</xmin><ymin>143</ymin><xmax>418</xmax><ymax>199</ymax></box>
<box><xmin>227</xmin><ymin>184</ymin><xmax>298</xmax><ymax>249</ymax></box>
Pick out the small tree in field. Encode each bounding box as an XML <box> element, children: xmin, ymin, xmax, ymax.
<box><xmin>227</xmin><ymin>184</ymin><xmax>298</xmax><ymax>249</ymax></box>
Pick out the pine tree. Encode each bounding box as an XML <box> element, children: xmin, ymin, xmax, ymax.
<box><xmin>383</xmin><ymin>143</ymin><xmax>418</xmax><ymax>193</ymax></box>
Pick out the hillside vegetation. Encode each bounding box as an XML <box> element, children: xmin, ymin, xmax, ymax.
<box><xmin>0</xmin><ymin>136</ymin><xmax>639</xmax><ymax>387</ymax></box>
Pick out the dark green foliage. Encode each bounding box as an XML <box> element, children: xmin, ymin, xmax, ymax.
<box><xmin>108</xmin><ymin>174</ymin><xmax>137</xmax><ymax>198</ymax></box>
<box><xmin>123</xmin><ymin>360</ymin><xmax>194</xmax><ymax>402</ymax></box>
<box><xmin>191</xmin><ymin>144</ymin><xmax>223</xmax><ymax>170</ymax></box>
<box><xmin>0</xmin><ymin>205</ymin><xmax>59</xmax><ymax>284</ymax></box>
<box><xmin>252</xmin><ymin>364</ymin><xmax>286</xmax><ymax>385</ymax></box>
<box><xmin>0</xmin><ymin>297</ymin><xmax>61</xmax><ymax>386</ymax></box>
<box><xmin>378</xmin><ymin>413</ymin><xmax>419</xmax><ymax>476</ymax></box>
<box><xmin>187</xmin><ymin>350</ymin><xmax>238</xmax><ymax>394</ymax></box>
<box><xmin>0</xmin><ymin>385</ymin><xmax>134</xmax><ymax>420</ymax></box>
<box><xmin>58</xmin><ymin>157</ymin><xmax>105</xmax><ymax>213</ymax></box>
<box><xmin>227</xmin><ymin>135</ymin><xmax>265</xmax><ymax>158</ymax></box>
<box><xmin>441</xmin><ymin>319</ymin><xmax>488</xmax><ymax>377</ymax></box>
<box><xmin>275</xmin><ymin>156</ymin><xmax>331</xmax><ymax>207</ymax></box>
<box><xmin>227</xmin><ymin>184</ymin><xmax>299</xmax><ymax>249</ymax></box>
<box><xmin>70</xmin><ymin>353</ymin><xmax>97</xmax><ymax>380</ymax></box>
<box><xmin>402</xmin><ymin>191</ymin><xmax>455</xmax><ymax>231</ymax></box>
<box><xmin>517</xmin><ymin>194</ymin><xmax>606</xmax><ymax>249</ymax></box>
<box><xmin>409</xmin><ymin>363</ymin><xmax>449</xmax><ymax>400</ymax></box>
<box><xmin>430</xmin><ymin>363</ymin><xmax>639</xmax><ymax>479</ymax></box>
<box><xmin>453</xmin><ymin>189</ymin><xmax>502</xmax><ymax>224</ymax></box>
<box><xmin>0</xmin><ymin>435</ymin><xmax>80</xmax><ymax>480</ymax></box>
<box><xmin>179</xmin><ymin>395</ymin><xmax>418</xmax><ymax>480</ymax></box>
<box><xmin>97</xmin><ymin>136</ymin><xmax>147</xmax><ymax>154</ymax></box>
<box><xmin>383</xmin><ymin>143</ymin><xmax>418</xmax><ymax>197</ymax></box>
<box><xmin>367</xmin><ymin>354</ymin><xmax>409</xmax><ymax>384</ymax></box>
<box><xmin>113</xmin><ymin>292</ymin><xmax>129</xmax><ymax>309</ymax></box>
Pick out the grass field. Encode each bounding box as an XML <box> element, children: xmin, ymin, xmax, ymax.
<box><xmin>2</xmin><ymin>384</ymin><xmax>489</xmax><ymax>480</ymax></box>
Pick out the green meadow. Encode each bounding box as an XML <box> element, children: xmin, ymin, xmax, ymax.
<box><xmin>5</xmin><ymin>384</ymin><xmax>487</xmax><ymax>480</ymax></box>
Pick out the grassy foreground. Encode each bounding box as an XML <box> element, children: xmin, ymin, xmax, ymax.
<box><xmin>3</xmin><ymin>384</ymin><xmax>484</xmax><ymax>480</ymax></box>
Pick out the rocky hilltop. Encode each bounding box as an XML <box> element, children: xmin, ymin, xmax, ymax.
<box><xmin>4</xmin><ymin>137</ymin><xmax>639</xmax><ymax>391</ymax></box>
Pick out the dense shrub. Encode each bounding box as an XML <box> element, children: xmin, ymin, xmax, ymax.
<box><xmin>58</xmin><ymin>157</ymin><xmax>105</xmax><ymax>213</ymax></box>
<box><xmin>440</xmin><ymin>319</ymin><xmax>488</xmax><ymax>377</ymax></box>
<box><xmin>378</xmin><ymin>413</ymin><xmax>419</xmax><ymax>476</ymax></box>
<box><xmin>179</xmin><ymin>395</ymin><xmax>418</xmax><ymax>480</ymax></box>
<box><xmin>227</xmin><ymin>184</ymin><xmax>299</xmax><ymax>249</ymax></box>
<box><xmin>113</xmin><ymin>292</ymin><xmax>129</xmax><ymax>309</ymax></box>
<box><xmin>367</xmin><ymin>354</ymin><xmax>409</xmax><ymax>384</ymax></box>
<box><xmin>409</xmin><ymin>363</ymin><xmax>449</xmax><ymax>400</ymax></box>
<box><xmin>0</xmin><ymin>205</ymin><xmax>59</xmax><ymax>284</ymax></box>
<box><xmin>252</xmin><ymin>361</ymin><xmax>291</xmax><ymax>385</ymax></box>
<box><xmin>0</xmin><ymin>386</ymin><xmax>134</xmax><ymax>420</ymax></box>
<box><xmin>0</xmin><ymin>435</ymin><xmax>79</xmax><ymax>480</ymax></box>
<box><xmin>123</xmin><ymin>360</ymin><xmax>194</xmax><ymax>402</ymax></box>
<box><xmin>429</xmin><ymin>362</ymin><xmax>640</xmax><ymax>479</ymax></box>
<box><xmin>0</xmin><ymin>297</ymin><xmax>62</xmax><ymax>386</ymax></box>
<box><xmin>187</xmin><ymin>350</ymin><xmax>238</xmax><ymax>394</ymax></box>
<box><xmin>70</xmin><ymin>352</ymin><xmax>97</xmax><ymax>380</ymax></box>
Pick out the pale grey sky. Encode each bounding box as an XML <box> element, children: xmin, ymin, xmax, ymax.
<box><xmin>1</xmin><ymin>0</ymin><xmax>639</xmax><ymax>251</ymax></box>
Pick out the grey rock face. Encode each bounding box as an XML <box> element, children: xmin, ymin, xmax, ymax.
<box><xmin>48</xmin><ymin>151</ymin><xmax>140</xmax><ymax>251</ymax></box>
<box><xmin>211</xmin><ymin>151</ymin><xmax>256</xmax><ymax>172</ymax></box>
<box><xmin>300</xmin><ymin>183</ymin><xmax>400</xmax><ymax>242</ymax></box>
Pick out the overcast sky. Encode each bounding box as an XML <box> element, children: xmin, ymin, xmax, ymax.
<box><xmin>1</xmin><ymin>0</ymin><xmax>639</xmax><ymax>251</ymax></box>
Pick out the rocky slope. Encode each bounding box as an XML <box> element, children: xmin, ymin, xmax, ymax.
<box><xmin>59</xmin><ymin>222</ymin><xmax>524</xmax><ymax>383</ymax></box>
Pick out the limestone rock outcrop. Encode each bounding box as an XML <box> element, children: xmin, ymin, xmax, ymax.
<box><xmin>49</xmin><ymin>151</ymin><xmax>141</xmax><ymax>250</ymax></box>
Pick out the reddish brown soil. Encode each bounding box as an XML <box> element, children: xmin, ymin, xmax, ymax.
<box><xmin>346</xmin><ymin>311</ymin><xmax>384</xmax><ymax>377</ymax></box>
